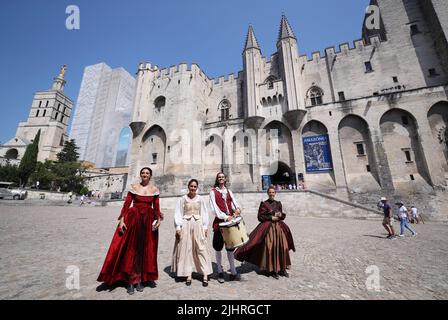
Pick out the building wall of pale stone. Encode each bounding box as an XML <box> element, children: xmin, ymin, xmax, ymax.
<box><xmin>83</xmin><ymin>171</ymin><xmax>128</xmax><ymax>198</ymax></box>
<box><xmin>125</xmin><ymin>0</ymin><xmax>448</xmax><ymax>219</ymax></box>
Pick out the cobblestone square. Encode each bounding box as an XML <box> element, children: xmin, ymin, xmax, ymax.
<box><xmin>0</xmin><ymin>203</ymin><xmax>447</xmax><ymax>300</ymax></box>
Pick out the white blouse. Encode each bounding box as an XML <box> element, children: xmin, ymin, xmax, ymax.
<box><xmin>209</xmin><ymin>187</ymin><xmax>240</xmax><ymax>221</ymax></box>
<box><xmin>174</xmin><ymin>195</ymin><xmax>209</xmax><ymax>231</ymax></box>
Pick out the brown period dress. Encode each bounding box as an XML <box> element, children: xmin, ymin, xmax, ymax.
<box><xmin>234</xmin><ymin>199</ymin><xmax>295</xmax><ymax>273</ymax></box>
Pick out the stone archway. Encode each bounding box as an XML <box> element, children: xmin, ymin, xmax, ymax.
<box><xmin>263</xmin><ymin>121</ymin><xmax>295</xmax><ymax>169</ymax></box>
<box><xmin>338</xmin><ymin>115</ymin><xmax>380</xmax><ymax>192</ymax></box>
<box><xmin>228</xmin><ymin>129</ymin><xmax>255</xmax><ymax>188</ymax></box>
<box><xmin>269</xmin><ymin>161</ymin><xmax>295</xmax><ymax>187</ymax></box>
<box><xmin>204</xmin><ymin>134</ymin><xmax>223</xmax><ymax>176</ymax></box>
<box><xmin>301</xmin><ymin>120</ymin><xmax>335</xmax><ymax>189</ymax></box>
<box><xmin>380</xmin><ymin>108</ymin><xmax>432</xmax><ymax>191</ymax></box>
<box><xmin>142</xmin><ymin>125</ymin><xmax>167</xmax><ymax>175</ymax></box>
<box><xmin>427</xmin><ymin>101</ymin><xmax>448</xmax><ymax>175</ymax></box>
<box><xmin>115</xmin><ymin>127</ymin><xmax>132</xmax><ymax>167</ymax></box>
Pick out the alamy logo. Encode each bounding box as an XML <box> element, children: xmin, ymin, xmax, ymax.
<box><xmin>365</xmin><ymin>5</ymin><xmax>380</xmax><ymax>30</ymax></box>
<box><xmin>65</xmin><ymin>265</ymin><xmax>80</xmax><ymax>290</ymax></box>
<box><xmin>66</xmin><ymin>5</ymin><xmax>80</xmax><ymax>30</ymax></box>
<box><xmin>365</xmin><ymin>265</ymin><xmax>381</xmax><ymax>292</ymax></box>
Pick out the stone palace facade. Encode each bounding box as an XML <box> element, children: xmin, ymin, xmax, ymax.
<box><xmin>125</xmin><ymin>0</ymin><xmax>448</xmax><ymax>212</ymax></box>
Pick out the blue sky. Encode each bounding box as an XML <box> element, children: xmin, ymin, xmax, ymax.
<box><xmin>0</xmin><ymin>0</ymin><xmax>369</xmax><ymax>144</ymax></box>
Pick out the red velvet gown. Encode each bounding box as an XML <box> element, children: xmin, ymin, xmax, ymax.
<box><xmin>97</xmin><ymin>191</ymin><xmax>161</xmax><ymax>285</ymax></box>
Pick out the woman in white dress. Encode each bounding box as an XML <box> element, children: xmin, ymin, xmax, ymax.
<box><xmin>171</xmin><ymin>179</ymin><xmax>213</xmax><ymax>286</ymax></box>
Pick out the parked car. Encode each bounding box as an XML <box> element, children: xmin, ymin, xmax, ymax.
<box><xmin>0</xmin><ymin>182</ymin><xmax>28</xmax><ymax>200</ymax></box>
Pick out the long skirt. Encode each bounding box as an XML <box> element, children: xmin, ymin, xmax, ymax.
<box><xmin>97</xmin><ymin>207</ymin><xmax>159</xmax><ymax>285</ymax></box>
<box><xmin>171</xmin><ymin>218</ymin><xmax>213</xmax><ymax>277</ymax></box>
<box><xmin>259</xmin><ymin>223</ymin><xmax>291</xmax><ymax>272</ymax></box>
<box><xmin>235</xmin><ymin>221</ymin><xmax>294</xmax><ymax>273</ymax></box>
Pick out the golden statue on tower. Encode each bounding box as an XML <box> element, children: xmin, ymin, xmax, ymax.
<box><xmin>58</xmin><ymin>64</ymin><xmax>67</xmax><ymax>78</ymax></box>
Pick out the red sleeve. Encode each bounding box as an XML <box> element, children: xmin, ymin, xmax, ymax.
<box><xmin>118</xmin><ymin>192</ymin><xmax>133</xmax><ymax>220</ymax></box>
<box><xmin>154</xmin><ymin>195</ymin><xmax>161</xmax><ymax>219</ymax></box>
<box><xmin>257</xmin><ymin>201</ymin><xmax>272</xmax><ymax>222</ymax></box>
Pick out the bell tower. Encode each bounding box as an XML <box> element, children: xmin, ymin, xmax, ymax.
<box><xmin>14</xmin><ymin>65</ymin><xmax>74</xmax><ymax>161</ymax></box>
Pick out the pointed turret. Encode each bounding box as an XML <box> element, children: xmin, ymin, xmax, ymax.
<box><xmin>51</xmin><ymin>64</ymin><xmax>67</xmax><ymax>92</ymax></box>
<box><xmin>242</xmin><ymin>25</ymin><xmax>263</xmax><ymax>118</ymax></box>
<box><xmin>277</xmin><ymin>14</ymin><xmax>296</xmax><ymax>45</ymax></box>
<box><xmin>275</xmin><ymin>14</ymin><xmax>305</xmax><ymax>112</ymax></box>
<box><xmin>244</xmin><ymin>25</ymin><xmax>261</xmax><ymax>52</ymax></box>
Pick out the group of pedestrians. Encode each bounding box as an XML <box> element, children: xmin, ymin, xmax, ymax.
<box><xmin>378</xmin><ymin>197</ymin><xmax>423</xmax><ymax>239</ymax></box>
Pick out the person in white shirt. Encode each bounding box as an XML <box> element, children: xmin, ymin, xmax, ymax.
<box><xmin>396</xmin><ymin>202</ymin><xmax>416</xmax><ymax>237</ymax></box>
<box><xmin>80</xmin><ymin>194</ymin><xmax>85</xmax><ymax>206</ymax></box>
<box><xmin>411</xmin><ymin>206</ymin><xmax>424</xmax><ymax>224</ymax></box>
<box><xmin>171</xmin><ymin>179</ymin><xmax>212</xmax><ymax>287</ymax></box>
<box><xmin>209</xmin><ymin>172</ymin><xmax>243</xmax><ymax>283</ymax></box>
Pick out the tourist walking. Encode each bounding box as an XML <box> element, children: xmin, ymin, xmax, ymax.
<box><xmin>378</xmin><ymin>197</ymin><xmax>396</xmax><ymax>239</ymax></box>
<box><xmin>396</xmin><ymin>202</ymin><xmax>417</xmax><ymax>237</ymax></box>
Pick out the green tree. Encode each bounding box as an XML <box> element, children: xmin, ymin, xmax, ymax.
<box><xmin>53</xmin><ymin>139</ymin><xmax>85</xmax><ymax>192</ymax></box>
<box><xmin>57</xmin><ymin>139</ymin><xmax>80</xmax><ymax>163</ymax></box>
<box><xmin>79</xmin><ymin>186</ymin><xmax>89</xmax><ymax>195</ymax></box>
<box><xmin>18</xmin><ymin>130</ymin><xmax>40</xmax><ymax>186</ymax></box>
<box><xmin>29</xmin><ymin>161</ymin><xmax>56</xmax><ymax>190</ymax></box>
<box><xmin>52</xmin><ymin>161</ymin><xmax>86</xmax><ymax>192</ymax></box>
<box><xmin>0</xmin><ymin>163</ymin><xmax>20</xmax><ymax>184</ymax></box>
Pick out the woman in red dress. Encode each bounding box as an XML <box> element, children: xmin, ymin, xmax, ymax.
<box><xmin>97</xmin><ymin>167</ymin><xmax>162</xmax><ymax>294</ymax></box>
<box><xmin>234</xmin><ymin>185</ymin><xmax>295</xmax><ymax>279</ymax></box>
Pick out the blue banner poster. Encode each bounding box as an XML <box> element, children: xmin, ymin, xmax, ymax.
<box><xmin>303</xmin><ymin>134</ymin><xmax>333</xmax><ymax>172</ymax></box>
<box><xmin>261</xmin><ymin>175</ymin><xmax>272</xmax><ymax>190</ymax></box>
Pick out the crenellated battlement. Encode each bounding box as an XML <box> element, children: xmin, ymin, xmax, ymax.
<box><xmin>339</xmin><ymin>42</ymin><xmax>350</xmax><ymax>53</ymax></box>
<box><xmin>353</xmin><ymin>39</ymin><xmax>365</xmax><ymax>50</ymax></box>
<box><xmin>133</xmin><ymin>62</ymin><xmax>216</xmax><ymax>84</ymax></box>
<box><xmin>312</xmin><ymin>51</ymin><xmax>321</xmax><ymax>62</ymax></box>
<box><xmin>210</xmin><ymin>72</ymin><xmax>239</xmax><ymax>87</ymax></box>
<box><xmin>301</xmin><ymin>35</ymin><xmax>386</xmax><ymax>64</ymax></box>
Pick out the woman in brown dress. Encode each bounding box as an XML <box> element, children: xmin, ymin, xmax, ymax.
<box><xmin>234</xmin><ymin>185</ymin><xmax>295</xmax><ymax>279</ymax></box>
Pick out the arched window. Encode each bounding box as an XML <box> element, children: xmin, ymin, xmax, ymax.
<box><xmin>154</xmin><ymin>96</ymin><xmax>166</xmax><ymax>111</ymax></box>
<box><xmin>219</xmin><ymin>99</ymin><xmax>231</xmax><ymax>121</ymax></box>
<box><xmin>307</xmin><ymin>86</ymin><xmax>324</xmax><ymax>106</ymax></box>
<box><xmin>116</xmin><ymin>127</ymin><xmax>131</xmax><ymax>167</ymax></box>
<box><xmin>265</xmin><ymin>76</ymin><xmax>276</xmax><ymax>90</ymax></box>
<box><xmin>5</xmin><ymin>149</ymin><xmax>18</xmax><ymax>160</ymax></box>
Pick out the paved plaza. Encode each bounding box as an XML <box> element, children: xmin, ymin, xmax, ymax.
<box><xmin>0</xmin><ymin>201</ymin><xmax>447</xmax><ymax>300</ymax></box>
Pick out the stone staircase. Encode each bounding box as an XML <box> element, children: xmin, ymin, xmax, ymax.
<box><xmin>129</xmin><ymin>190</ymin><xmax>384</xmax><ymax>221</ymax></box>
